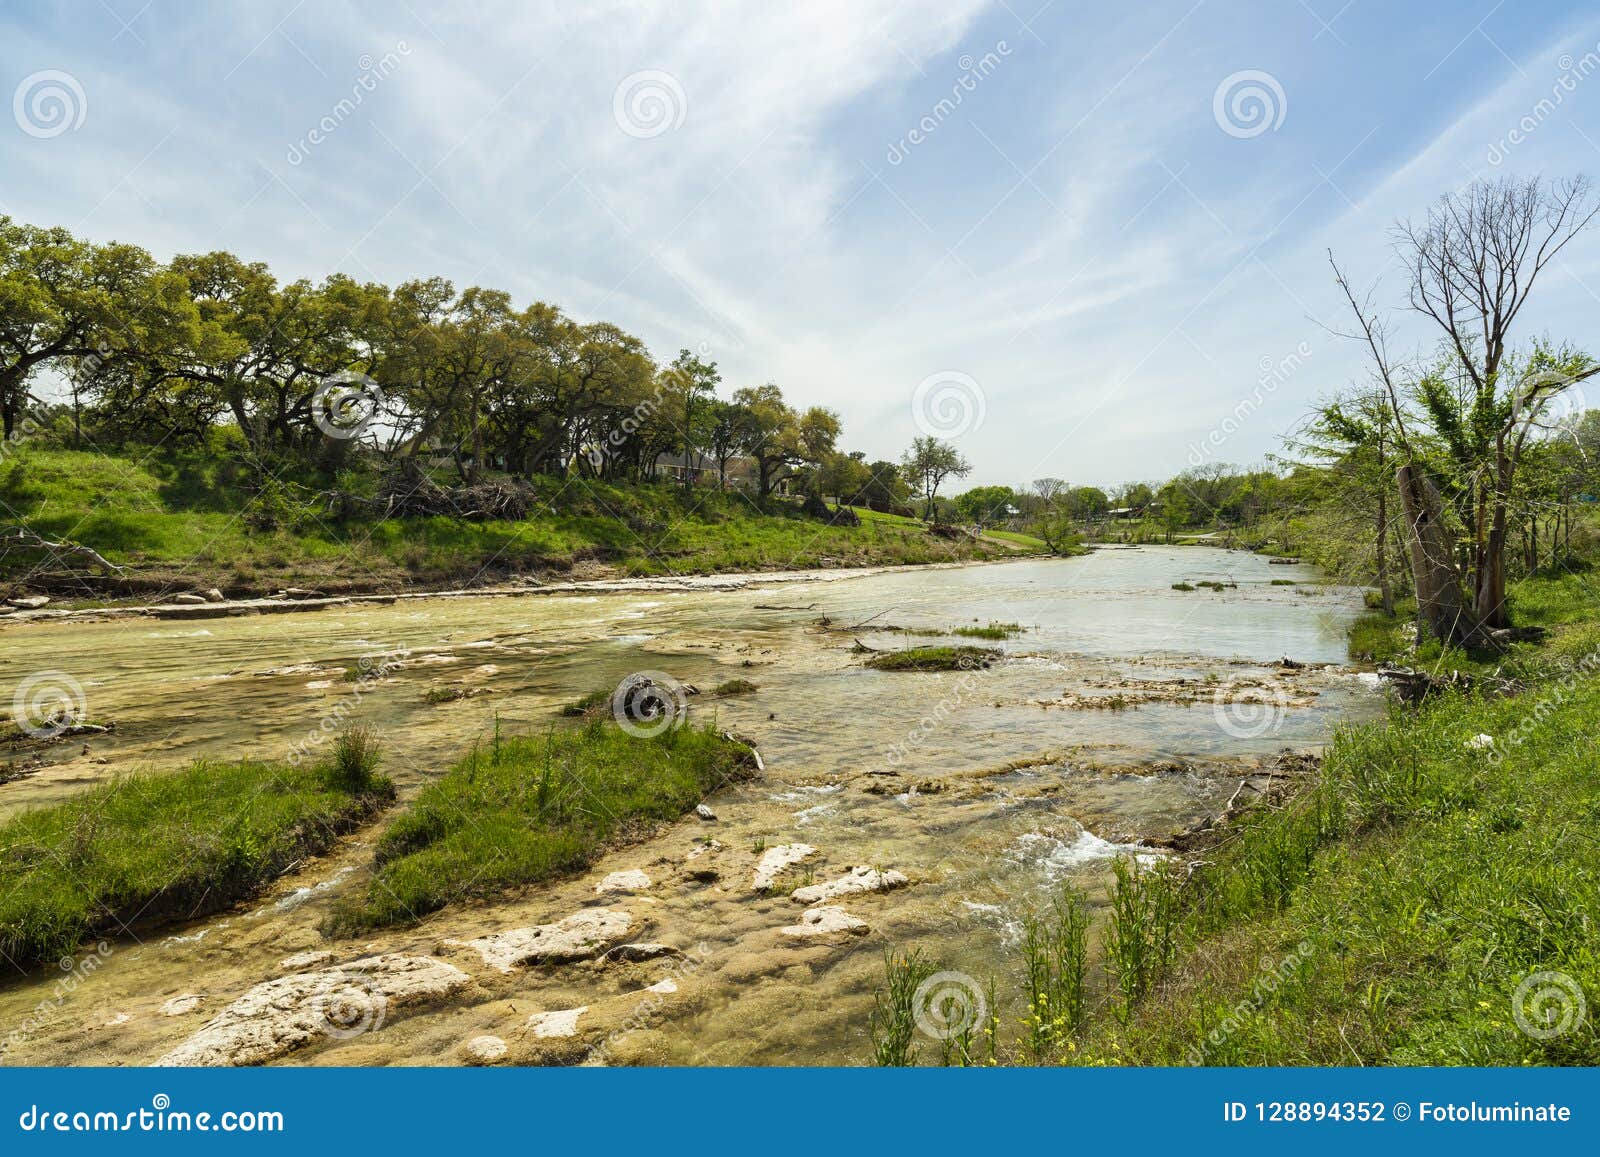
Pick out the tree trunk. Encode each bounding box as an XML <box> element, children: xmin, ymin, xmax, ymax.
<box><xmin>1375</xmin><ymin>489</ymin><xmax>1394</xmax><ymax>615</ymax></box>
<box><xmin>1473</xmin><ymin>449</ymin><xmax>1512</xmax><ymax>629</ymax></box>
<box><xmin>1396</xmin><ymin>464</ymin><xmax>1476</xmax><ymax>646</ymax></box>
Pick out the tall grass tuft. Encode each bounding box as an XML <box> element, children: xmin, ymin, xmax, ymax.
<box><xmin>1021</xmin><ymin>883</ymin><xmax>1092</xmax><ymax>1060</ymax></box>
<box><xmin>1105</xmin><ymin>856</ymin><xmax>1180</xmax><ymax>1020</ymax></box>
<box><xmin>326</xmin><ymin>726</ymin><xmax>382</xmax><ymax>793</ymax></box>
<box><xmin>870</xmin><ymin>948</ymin><xmax>936</xmax><ymax>1066</ymax></box>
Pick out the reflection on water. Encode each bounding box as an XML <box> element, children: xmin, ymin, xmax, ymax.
<box><xmin>0</xmin><ymin>548</ymin><xmax>1381</xmax><ymax>1066</ymax></box>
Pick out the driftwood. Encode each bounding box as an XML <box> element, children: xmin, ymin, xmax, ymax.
<box><xmin>1377</xmin><ymin>664</ymin><xmax>1522</xmax><ymax>706</ymax></box>
<box><xmin>325</xmin><ymin>462</ymin><xmax>537</xmax><ymax>522</ymax></box>
<box><xmin>1</xmin><ymin>526</ymin><xmax>124</xmax><ymax>574</ymax></box>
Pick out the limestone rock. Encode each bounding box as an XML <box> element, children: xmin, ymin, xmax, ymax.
<box><xmin>448</xmin><ymin>909</ymin><xmax>631</xmax><ymax>973</ymax></box>
<box><xmin>204</xmin><ymin>588</ymin><xmax>226</xmax><ymax>603</ymax></box>
<box><xmin>463</xmin><ymin>1035</ymin><xmax>508</xmax><ymax>1063</ymax></box>
<box><xmin>172</xmin><ymin>594</ymin><xmax>208</xmax><ymax>605</ymax></box>
<box><xmin>600</xmin><ymin>942</ymin><xmax>684</xmax><ymax>964</ymax></box>
<box><xmin>595</xmin><ymin>869</ymin><xmax>650</xmax><ymax>894</ymax></box>
<box><xmin>159</xmin><ymin>993</ymin><xmax>203</xmax><ymax>1016</ymax></box>
<box><xmin>6</xmin><ymin>595</ymin><xmax>49</xmax><ymax>609</ymax></box>
<box><xmin>695</xmin><ymin>803</ymin><xmax>717</xmax><ymax>821</ymax></box>
<box><xmin>752</xmin><ymin>843</ymin><xmax>816</xmax><ymax>890</ymax></box>
<box><xmin>780</xmin><ymin>905</ymin><xmax>868</xmax><ymax>940</ymax></box>
<box><xmin>792</xmin><ymin>866</ymin><xmax>908</xmax><ymax>905</ymax></box>
<box><xmin>156</xmin><ymin>954</ymin><xmax>469</xmax><ymax>1066</ymax></box>
<box><xmin>527</xmin><ymin>1007</ymin><xmax>587</xmax><ymax>1038</ymax></box>
<box><xmin>278</xmin><ymin>950</ymin><xmax>335</xmax><ymax>972</ymax></box>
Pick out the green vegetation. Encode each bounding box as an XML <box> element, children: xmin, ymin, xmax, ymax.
<box><xmin>871</xmin><ymin>562</ymin><xmax>1600</xmax><ymax>1065</ymax></box>
<box><xmin>326</xmin><ymin>719</ymin><xmax>757</xmax><ymax>931</ymax></box>
<box><xmin>0</xmin><ymin>447</ymin><xmax>1023</xmax><ymax>596</ymax></box>
<box><xmin>558</xmin><ymin>688</ymin><xmax>612</xmax><ymax>717</ymax></box>
<box><xmin>950</xmin><ymin>620</ymin><xmax>1027</xmax><ymax>640</ymax></box>
<box><xmin>1170</xmin><ymin>582</ymin><xmax>1195</xmax><ymax>592</ymax></box>
<box><xmin>864</xmin><ymin>645</ymin><xmax>999</xmax><ymax>672</ymax></box>
<box><xmin>711</xmin><ymin>678</ymin><xmax>758</xmax><ymax>696</ymax></box>
<box><xmin>0</xmin><ymin>733</ymin><xmax>393</xmax><ymax>969</ymax></box>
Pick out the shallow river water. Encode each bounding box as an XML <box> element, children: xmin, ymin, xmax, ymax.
<box><xmin>0</xmin><ymin>547</ymin><xmax>1380</xmax><ymax>1066</ymax></box>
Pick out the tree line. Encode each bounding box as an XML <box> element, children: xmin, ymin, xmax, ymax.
<box><xmin>0</xmin><ymin>216</ymin><xmax>940</xmax><ymax>507</ymax></box>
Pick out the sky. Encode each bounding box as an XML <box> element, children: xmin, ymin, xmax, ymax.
<box><xmin>4</xmin><ymin>0</ymin><xmax>1600</xmax><ymax>489</ymax></box>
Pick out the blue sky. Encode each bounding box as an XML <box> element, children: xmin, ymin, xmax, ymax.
<box><xmin>4</xmin><ymin>0</ymin><xmax>1600</xmax><ymax>487</ymax></box>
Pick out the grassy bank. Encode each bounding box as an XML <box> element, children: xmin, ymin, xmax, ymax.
<box><xmin>0</xmin><ymin>733</ymin><xmax>392</xmax><ymax>971</ymax></box>
<box><xmin>0</xmin><ymin>448</ymin><xmax>1040</xmax><ymax>600</ymax></box>
<box><xmin>874</xmin><ymin>564</ymin><xmax>1600</xmax><ymax>1066</ymax></box>
<box><xmin>327</xmin><ymin>719</ymin><xmax>758</xmax><ymax>932</ymax></box>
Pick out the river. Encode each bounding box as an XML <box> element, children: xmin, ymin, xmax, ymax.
<box><xmin>0</xmin><ymin>547</ymin><xmax>1380</xmax><ymax>1066</ymax></box>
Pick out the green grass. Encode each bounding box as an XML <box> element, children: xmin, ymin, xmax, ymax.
<box><xmin>873</xmin><ymin>563</ymin><xmax>1600</xmax><ymax>1066</ymax></box>
<box><xmin>558</xmin><ymin>688</ymin><xmax>611</xmax><ymax>717</ymax></box>
<box><xmin>0</xmin><ymin>733</ymin><xmax>393</xmax><ymax>970</ymax></box>
<box><xmin>950</xmin><ymin>621</ymin><xmax>1027</xmax><ymax>640</ymax></box>
<box><xmin>326</xmin><ymin>719</ymin><xmax>758</xmax><ymax>931</ymax></box>
<box><xmin>0</xmin><ymin>447</ymin><xmax>1019</xmax><ymax>598</ymax></box>
<box><xmin>864</xmin><ymin>645</ymin><xmax>1000</xmax><ymax>671</ymax></box>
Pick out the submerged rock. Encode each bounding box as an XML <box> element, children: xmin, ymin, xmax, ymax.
<box><xmin>159</xmin><ymin>994</ymin><xmax>203</xmax><ymax>1016</ymax></box>
<box><xmin>601</xmin><ymin>942</ymin><xmax>685</xmax><ymax>964</ymax></box>
<box><xmin>463</xmin><ymin>1035</ymin><xmax>508</xmax><ymax>1064</ymax></box>
<box><xmin>752</xmin><ymin>843</ymin><xmax>816</xmax><ymax>890</ymax></box>
<box><xmin>278</xmin><ymin>949</ymin><xmax>336</xmax><ymax>972</ymax></box>
<box><xmin>156</xmin><ymin>954</ymin><xmax>470</xmax><ymax>1066</ymax></box>
<box><xmin>527</xmin><ymin>1007</ymin><xmax>587</xmax><ymax>1038</ymax></box>
<box><xmin>780</xmin><ymin>906</ymin><xmax>869</xmax><ymax>940</ymax></box>
<box><xmin>448</xmin><ymin>909</ymin><xmax>631</xmax><ymax>973</ymax></box>
<box><xmin>595</xmin><ymin>869</ymin><xmax>651</xmax><ymax>894</ymax></box>
<box><xmin>791</xmin><ymin>866</ymin><xmax>908</xmax><ymax>905</ymax></box>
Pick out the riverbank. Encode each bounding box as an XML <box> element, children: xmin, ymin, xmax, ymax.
<box><xmin>876</xmin><ymin>561</ymin><xmax>1600</xmax><ymax>1066</ymax></box>
<box><xmin>0</xmin><ymin>558</ymin><xmax>1028</xmax><ymax>627</ymax></box>
<box><xmin>0</xmin><ymin>448</ymin><xmax>1048</xmax><ymax>611</ymax></box>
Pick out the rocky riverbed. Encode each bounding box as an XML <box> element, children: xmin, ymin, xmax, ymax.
<box><xmin>0</xmin><ymin>548</ymin><xmax>1381</xmax><ymax>1065</ymax></box>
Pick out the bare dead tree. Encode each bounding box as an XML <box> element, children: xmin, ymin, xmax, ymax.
<box><xmin>1331</xmin><ymin>177</ymin><xmax>1600</xmax><ymax>645</ymax></box>
<box><xmin>1397</xmin><ymin>176</ymin><xmax>1600</xmax><ymax>631</ymax></box>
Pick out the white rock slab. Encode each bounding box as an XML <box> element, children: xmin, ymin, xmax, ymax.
<box><xmin>464</xmin><ymin>1035</ymin><xmax>508</xmax><ymax>1063</ymax></box>
<box><xmin>450</xmin><ymin>909</ymin><xmax>631</xmax><ymax>973</ymax></box>
<box><xmin>527</xmin><ymin>1007</ymin><xmax>587</xmax><ymax>1038</ymax></box>
<box><xmin>780</xmin><ymin>905</ymin><xmax>869</xmax><ymax>939</ymax></box>
<box><xmin>157</xmin><ymin>954</ymin><xmax>469</xmax><ymax>1066</ymax></box>
<box><xmin>752</xmin><ymin>843</ymin><xmax>816</xmax><ymax>890</ymax></box>
<box><xmin>791</xmin><ymin>866</ymin><xmax>908</xmax><ymax>905</ymax></box>
<box><xmin>595</xmin><ymin>869</ymin><xmax>651</xmax><ymax>894</ymax></box>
